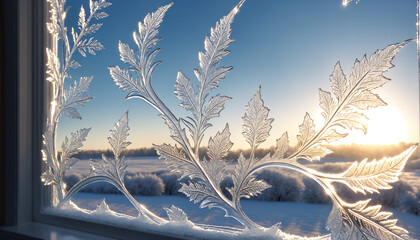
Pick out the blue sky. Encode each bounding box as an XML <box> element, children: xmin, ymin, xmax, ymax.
<box><xmin>58</xmin><ymin>0</ymin><xmax>418</xmax><ymax>150</ymax></box>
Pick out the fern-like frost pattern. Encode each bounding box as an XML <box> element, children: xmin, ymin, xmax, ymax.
<box><xmin>42</xmin><ymin>0</ymin><xmax>111</xmax><ymax>203</ymax></box>
<box><xmin>43</xmin><ymin>0</ymin><xmax>417</xmax><ymax>239</ymax></box>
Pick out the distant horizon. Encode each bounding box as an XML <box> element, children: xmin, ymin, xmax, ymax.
<box><xmin>81</xmin><ymin>141</ymin><xmax>416</xmax><ymax>151</ymax></box>
<box><xmin>73</xmin><ymin>142</ymin><xmax>417</xmax><ymax>163</ymax></box>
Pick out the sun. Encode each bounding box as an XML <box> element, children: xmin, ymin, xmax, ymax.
<box><xmin>340</xmin><ymin>107</ymin><xmax>408</xmax><ymax>145</ymax></box>
<box><xmin>314</xmin><ymin>106</ymin><xmax>408</xmax><ymax>145</ymax></box>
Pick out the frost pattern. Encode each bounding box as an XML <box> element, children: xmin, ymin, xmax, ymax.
<box><xmin>43</xmin><ymin>0</ymin><xmax>417</xmax><ymax>239</ymax></box>
<box><xmin>164</xmin><ymin>205</ymin><xmax>191</xmax><ymax>223</ymax></box>
<box><xmin>42</xmin><ymin>0</ymin><xmax>166</xmax><ymax>225</ymax></box>
<box><xmin>42</xmin><ymin>0</ymin><xmax>111</xmax><ymax>204</ymax></box>
<box><xmin>61</xmin><ymin>112</ymin><xmax>167</xmax><ymax>224</ymax></box>
<box><xmin>109</xmin><ymin>1</ymin><xmax>416</xmax><ymax>238</ymax></box>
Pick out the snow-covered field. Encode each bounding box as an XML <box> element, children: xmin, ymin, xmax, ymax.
<box><xmin>53</xmin><ymin>192</ymin><xmax>420</xmax><ymax>239</ymax></box>
<box><xmin>62</xmin><ymin>157</ymin><xmax>420</xmax><ymax>239</ymax></box>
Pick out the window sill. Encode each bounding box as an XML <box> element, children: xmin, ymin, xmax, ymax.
<box><xmin>0</xmin><ymin>222</ymin><xmax>114</xmax><ymax>240</ymax></box>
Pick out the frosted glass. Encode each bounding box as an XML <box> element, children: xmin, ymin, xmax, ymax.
<box><xmin>42</xmin><ymin>0</ymin><xmax>419</xmax><ymax>239</ymax></box>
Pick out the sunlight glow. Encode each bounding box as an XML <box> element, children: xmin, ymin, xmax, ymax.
<box><xmin>342</xmin><ymin>0</ymin><xmax>359</xmax><ymax>7</ymax></box>
<box><xmin>337</xmin><ymin>107</ymin><xmax>408</xmax><ymax>145</ymax></box>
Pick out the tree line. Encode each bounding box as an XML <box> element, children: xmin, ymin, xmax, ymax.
<box><xmin>74</xmin><ymin>142</ymin><xmax>416</xmax><ymax>160</ymax></box>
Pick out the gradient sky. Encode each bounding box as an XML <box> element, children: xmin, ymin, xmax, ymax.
<box><xmin>58</xmin><ymin>0</ymin><xmax>419</xmax><ymax>150</ymax></box>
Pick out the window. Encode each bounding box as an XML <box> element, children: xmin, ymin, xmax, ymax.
<box><xmin>2</xmin><ymin>0</ymin><xmax>419</xmax><ymax>239</ymax></box>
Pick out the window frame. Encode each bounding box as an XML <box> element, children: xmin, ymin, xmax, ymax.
<box><xmin>1</xmin><ymin>0</ymin><xmax>419</xmax><ymax>239</ymax></box>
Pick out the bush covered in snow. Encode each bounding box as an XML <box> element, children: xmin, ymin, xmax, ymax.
<box><xmin>406</xmin><ymin>158</ymin><xmax>420</xmax><ymax>171</ymax></box>
<box><xmin>400</xmin><ymin>192</ymin><xmax>420</xmax><ymax>215</ymax></box>
<box><xmin>64</xmin><ymin>173</ymin><xmax>84</xmax><ymax>191</ymax></box>
<box><xmin>368</xmin><ymin>178</ymin><xmax>420</xmax><ymax>216</ymax></box>
<box><xmin>64</xmin><ymin>167</ymin><xmax>420</xmax><ymax>216</ymax></box>
<box><xmin>316</xmin><ymin>162</ymin><xmax>351</xmax><ymax>173</ymax></box>
<box><xmin>157</xmin><ymin>171</ymin><xmax>183</xmax><ymax>195</ymax></box>
<box><xmin>64</xmin><ymin>172</ymin><xmax>165</xmax><ymax>196</ymax></box>
<box><xmin>125</xmin><ymin>172</ymin><xmax>164</xmax><ymax>196</ymax></box>
<box><xmin>254</xmin><ymin>170</ymin><xmax>304</xmax><ymax>202</ymax></box>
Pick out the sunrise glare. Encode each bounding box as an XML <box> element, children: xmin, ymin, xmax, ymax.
<box><xmin>333</xmin><ymin>107</ymin><xmax>408</xmax><ymax>145</ymax></box>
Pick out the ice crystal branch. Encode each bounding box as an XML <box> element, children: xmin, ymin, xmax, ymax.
<box><xmin>207</xmin><ymin>124</ymin><xmax>233</xmax><ymax>162</ymax></box>
<box><xmin>242</xmin><ymin>86</ymin><xmax>274</xmax><ymax>158</ymax></box>
<box><xmin>177</xmin><ymin>0</ymin><xmax>243</xmax><ymax>154</ymax></box>
<box><xmin>42</xmin><ymin>0</ymin><xmax>110</xmax><ymax>204</ymax></box>
<box><xmin>242</xmin><ymin>40</ymin><xmax>417</xmax><ymax>239</ymax></box>
<box><xmin>91</xmin><ymin>111</ymin><xmax>130</xmax><ymax>182</ymax></box>
<box><xmin>228</xmin><ymin>88</ymin><xmax>273</xmax><ymax>213</ymax></box>
<box><xmin>111</xmin><ymin>0</ymin><xmax>264</xmax><ymax>228</ymax></box>
<box><xmin>110</xmin><ymin>1</ymin><xmax>417</xmax><ymax>237</ymax></box>
<box><xmin>164</xmin><ymin>206</ymin><xmax>191</xmax><ymax>224</ymax></box>
<box><xmin>61</xmin><ymin>112</ymin><xmax>167</xmax><ymax>224</ymax></box>
<box><xmin>287</xmin><ymin>40</ymin><xmax>413</xmax><ymax>163</ymax></box>
<box><xmin>327</xmin><ymin>197</ymin><xmax>412</xmax><ymax>240</ymax></box>
<box><xmin>334</xmin><ymin>145</ymin><xmax>417</xmax><ymax>194</ymax></box>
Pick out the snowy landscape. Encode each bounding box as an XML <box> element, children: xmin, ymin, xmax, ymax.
<box><xmin>60</xmin><ymin>156</ymin><xmax>420</xmax><ymax>239</ymax></box>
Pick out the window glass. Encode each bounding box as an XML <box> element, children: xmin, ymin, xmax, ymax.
<box><xmin>44</xmin><ymin>0</ymin><xmax>419</xmax><ymax>238</ymax></box>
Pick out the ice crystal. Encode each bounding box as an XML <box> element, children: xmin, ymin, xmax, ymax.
<box><xmin>43</xmin><ymin>0</ymin><xmax>417</xmax><ymax>239</ymax></box>
<box><xmin>242</xmin><ymin>87</ymin><xmax>274</xmax><ymax>153</ymax></box>
<box><xmin>327</xmin><ymin>199</ymin><xmax>411</xmax><ymax>240</ymax></box>
<box><xmin>164</xmin><ymin>206</ymin><xmax>190</xmax><ymax>223</ymax></box>
<box><xmin>90</xmin><ymin>112</ymin><xmax>130</xmax><ymax>182</ymax></box>
<box><xmin>337</xmin><ymin>146</ymin><xmax>417</xmax><ymax>194</ymax></box>
<box><xmin>42</xmin><ymin>0</ymin><xmax>111</xmax><ymax>203</ymax></box>
<box><xmin>109</xmin><ymin>1</ymin><xmax>417</xmax><ymax>238</ymax></box>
